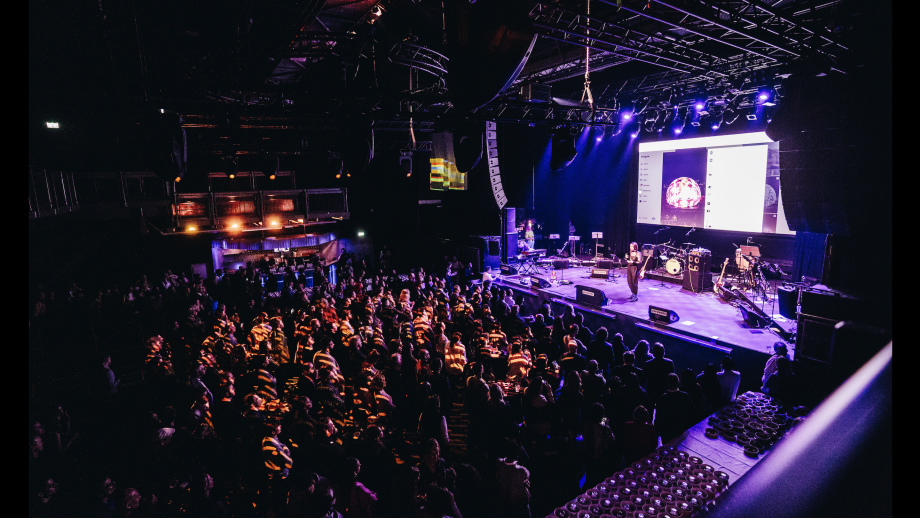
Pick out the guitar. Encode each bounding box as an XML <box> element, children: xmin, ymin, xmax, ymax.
<box><xmin>714</xmin><ymin>258</ymin><xmax>729</xmax><ymax>295</ymax></box>
<box><xmin>624</xmin><ymin>252</ymin><xmax>652</xmax><ymax>279</ymax></box>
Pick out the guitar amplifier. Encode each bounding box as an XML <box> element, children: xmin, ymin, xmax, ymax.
<box><xmin>500</xmin><ymin>264</ymin><xmax>518</xmax><ymax>275</ymax></box>
<box><xmin>682</xmin><ymin>250</ymin><xmax>713</xmax><ymax>292</ymax></box>
<box><xmin>641</xmin><ymin>244</ymin><xmax>659</xmax><ymax>270</ymax></box>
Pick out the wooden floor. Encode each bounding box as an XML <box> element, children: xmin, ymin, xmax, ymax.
<box><xmin>497</xmin><ymin>264</ymin><xmax>795</xmax><ymax>358</ymax></box>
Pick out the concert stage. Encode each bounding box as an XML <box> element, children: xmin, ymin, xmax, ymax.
<box><xmin>495</xmin><ymin>264</ymin><xmax>795</xmax><ymax>385</ymax></box>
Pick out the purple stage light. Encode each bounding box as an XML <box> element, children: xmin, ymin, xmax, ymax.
<box><xmin>759</xmin><ymin>93</ymin><xmax>769</xmax><ymax>101</ymax></box>
<box><xmin>674</xmin><ymin>128</ymin><xmax>682</xmax><ymax>135</ymax></box>
<box><xmin>630</xmin><ymin>132</ymin><xmax>638</xmax><ymax>139</ymax></box>
<box><xmin>622</xmin><ymin>113</ymin><xmax>632</xmax><ymax>121</ymax></box>
<box><xmin>596</xmin><ymin>136</ymin><xmax>603</xmax><ymax>142</ymax></box>
<box><xmin>712</xmin><ymin>125</ymin><xmax>719</xmax><ymax>130</ymax></box>
<box><xmin>695</xmin><ymin>103</ymin><xmax>704</xmax><ymax>111</ymax></box>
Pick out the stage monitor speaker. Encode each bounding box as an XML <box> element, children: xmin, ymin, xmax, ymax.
<box><xmin>530</xmin><ymin>276</ymin><xmax>552</xmax><ymax>289</ymax></box>
<box><xmin>500</xmin><ymin>264</ymin><xmax>518</xmax><ymax>275</ymax></box>
<box><xmin>575</xmin><ymin>285</ymin><xmax>608</xmax><ymax>307</ymax></box>
<box><xmin>740</xmin><ymin>305</ymin><xmax>770</xmax><ymax>328</ymax></box>
<box><xmin>487</xmin><ymin>240</ymin><xmax>500</xmax><ymax>256</ymax></box>
<box><xmin>552</xmin><ymin>259</ymin><xmax>569</xmax><ymax>270</ymax></box>
<box><xmin>649</xmin><ymin>306</ymin><xmax>680</xmax><ymax>325</ymax></box>
<box><xmin>777</xmin><ymin>285</ymin><xmax>798</xmax><ymax>320</ymax></box>
<box><xmin>682</xmin><ymin>250</ymin><xmax>712</xmax><ymax>292</ymax></box>
<box><xmin>550</xmin><ymin>132</ymin><xmax>577</xmax><ymax>171</ymax></box>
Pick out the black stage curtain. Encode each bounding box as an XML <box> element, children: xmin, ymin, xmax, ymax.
<box><xmin>793</xmin><ymin>231</ymin><xmax>829</xmax><ymax>283</ymax></box>
<box><xmin>603</xmin><ymin>149</ymin><xmax>639</xmax><ymax>259</ymax></box>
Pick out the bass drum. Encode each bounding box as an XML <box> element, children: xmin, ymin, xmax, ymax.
<box><xmin>666</xmin><ymin>257</ymin><xmax>683</xmax><ymax>275</ymax></box>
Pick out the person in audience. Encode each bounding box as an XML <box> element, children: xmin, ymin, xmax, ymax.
<box><xmin>654</xmin><ymin>373</ymin><xmax>696</xmax><ymax>443</ymax></box>
<box><xmin>29</xmin><ymin>254</ymin><xmax>788</xmax><ymax>518</ymax></box>
<box><xmin>622</xmin><ymin>405</ymin><xmax>658</xmax><ymax>464</ymax></box>
<box><xmin>696</xmin><ymin>363</ymin><xmax>723</xmax><ymax>414</ymax></box>
<box><xmin>717</xmin><ymin>355</ymin><xmax>742</xmax><ymax>405</ymax></box>
<box><xmin>763</xmin><ymin>356</ymin><xmax>797</xmax><ymax>405</ymax></box>
<box><xmin>643</xmin><ymin>342</ymin><xmax>675</xmax><ymax>403</ymax></box>
<box><xmin>762</xmin><ymin>342</ymin><xmax>789</xmax><ymax>388</ymax></box>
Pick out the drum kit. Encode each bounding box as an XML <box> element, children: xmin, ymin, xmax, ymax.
<box><xmin>657</xmin><ymin>241</ymin><xmax>698</xmax><ymax>276</ymax></box>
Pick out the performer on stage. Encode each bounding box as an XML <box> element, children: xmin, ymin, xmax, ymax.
<box><xmin>626</xmin><ymin>242</ymin><xmax>641</xmax><ymax>302</ymax></box>
<box><xmin>524</xmin><ymin>221</ymin><xmax>535</xmax><ymax>251</ymax></box>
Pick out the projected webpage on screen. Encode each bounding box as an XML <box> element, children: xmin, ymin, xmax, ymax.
<box><xmin>636</xmin><ymin>132</ymin><xmax>794</xmax><ymax>235</ymax></box>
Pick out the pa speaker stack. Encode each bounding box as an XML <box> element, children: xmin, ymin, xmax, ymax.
<box><xmin>682</xmin><ymin>249</ymin><xmax>713</xmax><ymax>292</ymax></box>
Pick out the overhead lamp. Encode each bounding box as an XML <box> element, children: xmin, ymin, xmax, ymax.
<box><xmin>711</xmin><ymin>111</ymin><xmax>724</xmax><ymax>130</ymax></box>
<box><xmin>46</xmin><ymin>122</ymin><xmax>59</xmax><ymax>128</ymax></box>
<box><xmin>399</xmin><ymin>151</ymin><xmax>413</xmax><ymax>177</ymax></box>
<box><xmin>670</xmin><ymin>107</ymin><xmax>685</xmax><ymax>134</ymax></box>
<box><xmin>160</xmin><ymin>109</ymin><xmax>165</xmax><ymax>114</ymax></box>
<box><xmin>366</xmin><ymin>4</ymin><xmax>384</xmax><ymax>23</ymax></box>
<box><xmin>358</xmin><ymin>231</ymin><xmax>365</xmax><ymax>237</ymax></box>
<box><xmin>174</xmin><ymin>176</ymin><xmax>182</xmax><ymax>182</ymax></box>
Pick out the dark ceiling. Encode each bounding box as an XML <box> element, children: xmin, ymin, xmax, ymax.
<box><xmin>29</xmin><ymin>0</ymin><xmax>878</xmax><ymax>173</ymax></box>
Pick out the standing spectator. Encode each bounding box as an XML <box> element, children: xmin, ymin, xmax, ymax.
<box><xmin>717</xmin><ymin>356</ymin><xmax>742</xmax><ymax>405</ymax></box>
<box><xmin>643</xmin><ymin>342</ymin><xmax>675</xmax><ymax>403</ymax></box>
<box><xmin>679</xmin><ymin>368</ymin><xmax>705</xmax><ymax>419</ymax></box>
<box><xmin>558</xmin><ymin>370</ymin><xmax>584</xmax><ymax>442</ymax></box>
<box><xmin>696</xmin><ymin>363</ymin><xmax>723</xmax><ymax>415</ymax></box>
<box><xmin>612</xmin><ymin>351</ymin><xmax>645</xmax><ymax>386</ymax></box>
<box><xmin>418</xmin><ymin>395</ymin><xmax>450</xmax><ymax>456</ymax></box>
<box><xmin>654</xmin><ymin>373</ymin><xmax>695</xmax><ymax>443</ymax></box>
<box><xmin>335</xmin><ymin>457</ymin><xmax>378</xmax><ymax>518</ymax></box>
<box><xmin>622</xmin><ymin>406</ymin><xmax>658</xmax><ymax>464</ymax></box>
<box><xmin>610</xmin><ymin>333</ymin><xmax>628</xmax><ymax>366</ymax></box>
<box><xmin>558</xmin><ymin>339</ymin><xmax>587</xmax><ymax>378</ymax></box>
<box><xmin>631</xmin><ymin>340</ymin><xmax>654</xmax><ymax>371</ymax></box>
<box><xmin>586</xmin><ymin>327</ymin><xmax>615</xmax><ymax>378</ymax></box>
<box><xmin>481</xmin><ymin>267</ymin><xmax>494</xmax><ymax>293</ymax></box>
<box><xmin>98</xmin><ymin>354</ymin><xmax>119</xmax><ymax>396</ymax></box>
<box><xmin>495</xmin><ymin>444</ymin><xmax>531</xmax><ymax>518</ymax></box>
<box><xmin>763</xmin><ymin>357</ymin><xmax>797</xmax><ymax>406</ymax></box>
<box><xmin>582</xmin><ymin>360</ymin><xmax>607</xmax><ymax>407</ymax></box>
<box><xmin>762</xmin><ymin>342</ymin><xmax>790</xmax><ymax>388</ymax></box>
<box><xmin>583</xmin><ymin>402</ymin><xmax>617</xmax><ymax>487</ymax></box>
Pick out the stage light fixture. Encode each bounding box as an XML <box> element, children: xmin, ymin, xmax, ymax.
<box><xmin>186</xmin><ymin>226</ymin><xmax>197</xmax><ymax>232</ymax></box>
<box><xmin>746</xmin><ymin>113</ymin><xmax>758</xmax><ymax>120</ymax></box>
<box><xmin>366</xmin><ymin>4</ymin><xmax>384</xmax><ymax>23</ymax></box>
<box><xmin>230</xmin><ymin>223</ymin><xmax>240</xmax><ymax>229</ymax></box>
<box><xmin>229</xmin><ymin>173</ymin><xmax>235</xmax><ymax>179</ymax></box>
<box><xmin>358</xmin><ymin>231</ymin><xmax>365</xmax><ymax>237</ymax></box>
<box><xmin>670</xmin><ymin>107</ymin><xmax>686</xmax><ymax>134</ymax></box>
<box><xmin>550</xmin><ymin>128</ymin><xmax>578</xmax><ymax>171</ymax></box>
<box><xmin>174</xmin><ymin>176</ymin><xmax>181</xmax><ymax>182</ymax></box>
<box><xmin>689</xmin><ymin>109</ymin><xmax>701</xmax><ymax>127</ymax></box>
<box><xmin>695</xmin><ymin>102</ymin><xmax>705</xmax><ymax>111</ymax></box>
<box><xmin>160</xmin><ymin>109</ymin><xmax>165</xmax><ymax>114</ymax></box>
<box><xmin>399</xmin><ymin>151</ymin><xmax>413</xmax><ymax>177</ymax></box>
<box><xmin>46</xmin><ymin>122</ymin><xmax>59</xmax><ymax>128</ymax></box>
<box><xmin>269</xmin><ymin>174</ymin><xmax>276</xmax><ymax>180</ymax></box>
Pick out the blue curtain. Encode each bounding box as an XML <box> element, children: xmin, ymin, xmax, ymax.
<box><xmin>793</xmin><ymin>231</ymin><xmax>828</xmax><ymax>282</ymax></box>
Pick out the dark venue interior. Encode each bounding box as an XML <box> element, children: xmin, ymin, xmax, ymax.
<box><xmin>29</xmin><ymin>1</ymin><xmax>890</xmax><ymax>517</ymax></box>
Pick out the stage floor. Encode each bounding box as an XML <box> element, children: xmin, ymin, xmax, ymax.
<box><xmin>497</xmin><ymin>265</ymin><xmax>794</xmax><ymax>357</ymax></box>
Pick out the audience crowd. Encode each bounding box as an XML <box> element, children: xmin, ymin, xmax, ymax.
<box><xmin>28</xmin><ymin>251</ymin><xmax>797</xmax><ymax>518</ymax></box>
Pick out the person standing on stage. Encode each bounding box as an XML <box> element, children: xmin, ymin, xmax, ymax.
<box><xmin>524</xmin><ymin>221</ymin><xmax>535</xmax><ymax>251</ymax></box>
<box><xmin>626</xmin><ymin>242</ymin><xmax>642</xmax><ymax>302</ymax></box>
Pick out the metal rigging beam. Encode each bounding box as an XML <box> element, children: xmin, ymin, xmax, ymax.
<box><xmin>602</xmin><ymin>0</ymin><xmax>782</xmax><ymax>62</ymax></box>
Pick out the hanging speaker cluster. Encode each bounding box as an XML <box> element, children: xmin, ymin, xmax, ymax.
<box><xmin>550</xmin><ymin>129</ymin><xmax>578</xmax><ymax>171</ymax></box>
<box><xmin>486</xmin><ymin>121</ymin><xmax>507</xmax><ymax>209</ymax></box>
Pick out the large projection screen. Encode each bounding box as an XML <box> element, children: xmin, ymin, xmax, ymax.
<box><xmin>637</xmin><ymin>132</ymin><xmax>794</xmax><ymax>234</ymax></box>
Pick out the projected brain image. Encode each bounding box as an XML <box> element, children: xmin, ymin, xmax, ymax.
<box><xmin>665</xmin><ymin>177</ymin><xmax>703</xmax><ymax>208</ymax></box>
